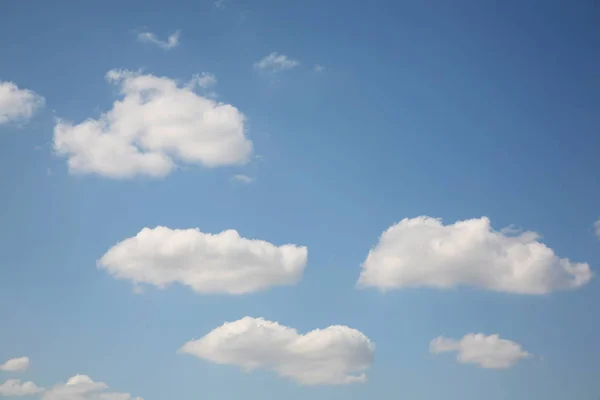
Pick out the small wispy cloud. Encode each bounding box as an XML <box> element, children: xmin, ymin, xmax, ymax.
<box><xmin>430</xmin><ymin>333</ymin><xmax>530</xmax><ymax>369</ymax></box>
<box><xmin>500</xmin><ymin>224</ymin><xmax>521</xmax><ymax>235</ymax></box>
<box><xmin>137</xmin><ymin>30</ymin><xmax>181</xmax><ymax>50</ymax></box>
<box><xmin>314</xmin><ymin>64</ymin><xmax>324</xmax><ymax>72</ymax></box>
<box><xmin>187</xmin><ymin>72</ymin><xmax>217</xmax><ymax>89</ymax></box>
<box><xmin>254</xmin><ymin>52</ymin><xmax>299</xmax><ymax>73</ymax></box>
<box><xmin>594</xmin><ymin>219</ymin><xmax>600</xmax><ymax>239</ymax></box>
<box><xmin>233</xmin><ymin>174</ymin><xmax>255</xmax><ymax>184</ymax></box>
<box><xmin>215</xmin><ymin>0</ymin><xmax>227</xmax><ymax>9</ymax></box>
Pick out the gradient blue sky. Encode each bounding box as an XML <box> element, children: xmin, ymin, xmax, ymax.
<box><xmin>1</xmin><ymin>0</ymin><xmax>599</xmax><ymax>399</ymax></box>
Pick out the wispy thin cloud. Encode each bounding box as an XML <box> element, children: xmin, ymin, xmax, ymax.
<box><xmin>314</xmin><ymin>64</ymin><xmax>324</xmax><ymax>72</ymax></box>
<box><xmin>254</xmin><ymin>52</ymin><xmax>299</xmax><ymax>73</ymax></box>
<box><xmin>215</xmin><ymin>0</ymin><xmax>227</xmax><ymax>9</ymax></box>
<box><xmin>233</xmin><ymin>174</ymin><xmax>255</xmax><ymax>184</ymax></box>
<box><xmin>594</xmin><ymin>219</ymin><xmax>600</xmax><ymax>238</ymax></box>
<box><xmin>500</xmin><ymin>224</ymin><xmax>521</xmax><ymax>235</ymax></box>
<box><xmin>186</xmin><ymin>72</ymin><xmax>217</xmax><ymax>89</ymax></box>
<box><xmin>137</xmin><ymin>30</ymin><xmax>181</xmax><ymax>50</ymax></box>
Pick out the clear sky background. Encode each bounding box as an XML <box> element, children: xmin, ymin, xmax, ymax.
<box><xmin>1</xmin><ymin>0</ymin><xmax>599</xmax><ymax>399</ymax></box>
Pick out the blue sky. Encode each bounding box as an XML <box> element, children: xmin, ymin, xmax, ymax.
<box><xmin>1</xmin><ymin>0</ymin><xmax>599</xmax><ymax>399</ymax></box>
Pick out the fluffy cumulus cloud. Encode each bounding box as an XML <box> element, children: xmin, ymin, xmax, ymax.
<box><xmin>357</xmin><ymin>216</ymin><xmax>592</xmax><ymax>294</ymax></box>
<box><xmin>430</xmin><ymin>333</ymin><xmax>530</xmax><ymax>369</ymax></box>
<box><xmin>98</xmin><ymin>226</ymin><xmax>308</xmax><ymax>294</ymax></box>
<box><xmin>137</xmin><ymin>30</ymin><xmax>180</xmax><ymax>49</ymax></box>
<box><xmin>0</xmin><ymin>81</ymin><xmax>45</xmax><ymax>124</ymax></box>
<box><xmin>0</xmin><ymin>379</ymin><xmax>43</xmax><ymax>396</ymax></box>
<box><xmin>254</xmin><ymin>53</ymin><xmax>300</xmax><ymax>73</ymax></box>
<box><xmin>53</xmin><ymin>70</ymin><xmax>252</xmax><ymax>178</ymax></box>
<box><xmin>42</xmin><ymin>375</ymin><xmax>142</xmax><ymax>400</ymax></box>
<box><xmin>0</xmin><ymin>357</ymin><xmax>30</xmax><ymax>372</ymax></box>
<box><xmin>179</xmin><ymin>316</ymin><xmax>374</xmax><ymax>385</ymax></box>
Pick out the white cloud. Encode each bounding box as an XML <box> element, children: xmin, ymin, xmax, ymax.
<box><xmin>233</xmin><ymin>174</ymin><xmax>254</xmax><ymax>184</ymax></box>
<box><xmin>98</xmin><ymin>226</ymin><xmax>308</xmax><ymax>294</ymax></box>
<box><xmin>357</xmin><ymin>216</ymin><xmax>592</xmax><ymax>294</ymax></box>
<box><xmin>137</xmin><ymin>30</ymin><xmax>180</xmax><ymax>50</ymax></box>
<box><xmin>0</xmin><ymin>379</ymin><xmax>43</xmax><ymax>397</ymax></box>
<box><xmin>314</xmin><ymin>64</ymin><xmax>324</xmax><ymax>72</ymax></box>
<box><xmin>214</xmin><ymin>0</ymin><xmax>227</xmax><ymax>9</ymax></box>
<box><xmin>186</xmin><ymin>72</ymin><xmax>217</xmax><ymax>89</ymax></box>
<box><xmin>179</xmin><ymin>316</ymin><xmax>374</xmax><ymax>385</ymax></box>
<box><xmin>254</xmin><ymin>53</ymin><xmax>300</xmax><ymax>73</ymax></box>
<box><xmin>0</xmin><ymin>81</ymin><xmax>45</xmax><ymax>124</ymax></box>
<box><xmin>0</xmin><ymin>357</ymin><xmax>30</xmax><ymax>372</ymax></box>
<box><xmin>430</xmin><ymin>333</ymin><xmax>530</xmax><ymax>369</ymax></box>
<box><xmin>1</xmin><ymin>374</ymin><xmax>140</xmax><ymax>400</ymax></box>
<box><xmin>42</xmin><ymin>375</ymin><xmax>142</xmax><ymax>400</ymax></box>
<box><xmin>53</xmin><ymin>70</ymin><xmax>252</xmax><ymax>178</ymax></box>
<box><xmin>594</xmin><ymin>219</ymin><xmax>600</xmax><ymax>239</ymax></box>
